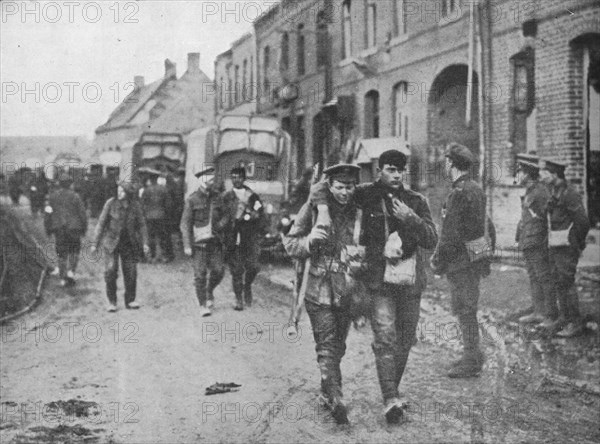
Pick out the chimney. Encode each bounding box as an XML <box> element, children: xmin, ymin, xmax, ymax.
<box><xmin>187</xmin><ymin>52</ymin><xmax>200</xmax><ymax>73</ymax></box>
<box><xmin>164</xmin><ymin>59</ymin><xmax>177</xmax><ymax>79</ymax></box>
<box><xmin>134</xmin><ymin>75</ymin><xmax>145</xmax><ymax>90</ymax></box>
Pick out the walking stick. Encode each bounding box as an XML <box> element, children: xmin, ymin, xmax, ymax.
<box><xmin>287</xmin><ymin>164</ymin><xmax>322</xmax><ymax>337</ymax></box>
<box><xmin>288</xmin><ymin>257</ymin><xmax>311</xmax><ymax>337</ymax></box>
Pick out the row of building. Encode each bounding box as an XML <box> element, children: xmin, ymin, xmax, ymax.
<box><xmin>214</xmin><ymin>0</ymin><xmax>599</xmax><ymax>231</ymax></box>
<box><xmin>92</xmin><ymin>0</ymin><xmax>599</xmax><ymax>238</ymax></box>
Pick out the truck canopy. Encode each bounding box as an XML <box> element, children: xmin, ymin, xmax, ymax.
<box><xmin>217</xmin><ymin>115</ymin><xmax>281</xmax><ymax>157</ymax></box>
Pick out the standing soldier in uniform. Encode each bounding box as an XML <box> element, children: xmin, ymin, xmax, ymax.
<box><xmin>539</xmin><ymin>159</ymin><xmax>590</xmax><ymax>337</ymax></box>
<box><xmin>44</xmin><ymin>173</ymin><xmax>88</xmax><ymax>287</ymax></box>
<box><xmin>180</xmin><ymin>168</ymin><xmax>225</xmax><ymax>317</ymax></box>
<box><xmin>431</xmin><ymin>143</ymin><xmax>493</xmax><ymax>378</ymax></box>
<box><xmin>219</xmin><ymin>167</ymin><xmax>266</xmax><ymax>311</ymax></box>
<box><xmin>283</xmin><ymin>164</ymin><xmax>363</xmax><ymax>424</ymax></box>
<box><xmin>29</xmin><ymin>169</ymin><xmax>49</xmax><ymax>216</ymax></box>
<box><xmin>308</xmin><ymin>150</ymin><xmax>438</xmax><ymax>424</ymax></box>
<box><xmin>141</xmin><ymin>170</ymin><xmax>171</xmax><ymax>263</ymax></box>
<box><xmin>514</xmin><ymin>154</ymin><xmax>557</xmax><ymax>324</ymax></box>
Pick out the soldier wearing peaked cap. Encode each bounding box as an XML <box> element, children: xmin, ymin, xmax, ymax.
<box><xmin>539</xmin><ymin>158</ymin><xmax>590</xmax><ymax>337</ymax></box>
<box><xmin>431</xmin><ymin>142</ymin><xmax>495</xmax><ymax>379</ymax></box>
<box><xmin>180</xmin><ymin>166</ymin><xmax>225</xmax><ymax>317</ymax></box>
<box><xmin>514</xmin><ymin>154</ymin><xmax>557</xmax><ymax>325</ymax></box>
<box><xmin>218</xmin><ymin>167</ymin><xmax>267</xmax><ymax>311</ymax></box>
<box><xmin>283</xmin><ymin>162</ymin><xmax>363</xmax><ymax>424</ymax></box>
<box><xmin>140</xmin><ymin>167</ymin><xmax>172</xmax><ymax>263</ymax></box>
<box><xmin>305</xmin><ymin>151</ymin><xmax>438</xmax><ymax>424</ymax></box>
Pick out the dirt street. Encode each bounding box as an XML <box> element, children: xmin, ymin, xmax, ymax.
<box><xmin>1</xmin><ymin>207</ymin><xmax>599</xmax><ymax>443</ymax></box>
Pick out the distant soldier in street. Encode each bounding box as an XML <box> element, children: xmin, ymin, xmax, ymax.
<box><xmin>44</xmin><ymin>173</ymin><xmax>88</xmax><ymax>287</ymax></box>
<box><xmin>88</xmin><ymin>170</ymin><xmax>106</xmax><ymax>218</ymax></box>
<box><xmin>219</xmin><ymin>167</ymin><xmax>266</xmax><ymax>310</ymax></box>
<box><xmin>28</xmin><ymin>169</ymin><xmax>49</xmax><ymax>216</ymax></box>
<box><xmin>309</xmin><ymin>150</ymin><xmax>438</xmax><ymax>424</ymax></box>
<box><xmin>92</xmin><ymin>182</ymin><xmax>149</xmax><ymax>312</ymax></box>
<box><xmin>431</xmin><ymin>143</ymin><xmax>493</xmax><ymax>379</ymax></box>
<box><xmin>514</xmin><ymin>154</ymin><xmax>556</xmax><ymax>325</ymax></box>
<box><xmin>180</xmin><ymin>167</ymin><xmax>225</xmax><ymax>317</ymax></box>
<box><xmin>141</xmin><ymin>170</ymin><xmax>171</xmax><ymax>263</ymax></box>
<box><xmin>539</xmin><ymin>159</ymin><xmax>590</xmax><ymax>337</ymax></box>
<box><xmin>8</xmin><ymin>170</ymin><xmax>22</xmax><ymax>205</ymax></box>
<box><xmin>283</xmin><ymin>164</ymin><xmax>364</xmax><ymax>425</ymax></box>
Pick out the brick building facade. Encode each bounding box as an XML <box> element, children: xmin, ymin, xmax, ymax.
<box><xmin>215</xmin><ymin>32</ymin><xmax>258</xmax><ymax>117</ymax></box>
<box><xmin>216</xmin><ymin>0</ymin><xmax>599</xmax><ymax>237</ymax></box>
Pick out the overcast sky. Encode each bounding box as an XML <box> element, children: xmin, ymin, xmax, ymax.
<box><xmin>1</xmin><ymin>1</ymin><xmax>278</xmax><ymax>138</ymax></box>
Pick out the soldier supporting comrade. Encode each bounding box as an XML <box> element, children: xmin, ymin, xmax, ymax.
<box><xmin>309</xmin><ymin>149</ymin><xmax>438</xmax><ymax>424</ymax></box>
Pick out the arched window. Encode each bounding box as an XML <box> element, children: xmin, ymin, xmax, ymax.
<box><xmin>317</xmin><ymin>11</ymin><xmax>328</xmax><ymax>67</ymax></box>
<box><xmin>342</xmin><ymin>0</ymin><xmax>352</xmax><ymax>59</ymax></box>
<box><xmin>263</xmin><ymin>46</ymin><xmax>270</xmax><ymax>90</ymax></box>
<box><xmin>393</xmin><ymin>82</ymin><xmax>410</xmax><ymax>141</ymax></box>
<box><xmin>364</xmin><ymin>90</ymin><xmax>380</xmax><ymax>138</ymax></box>
<box><xmin>281</xmin><ymin>33</ymin><xmax>289</xmax><ymax>71</ymax></box>
<box><xmin>297</xmin><ymin>24</ymin><xmax>306</xmax><ymax>76</ymax></box>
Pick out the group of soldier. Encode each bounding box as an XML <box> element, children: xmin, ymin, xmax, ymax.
<box><xmin>16</xmin><ymin>140</ymin><xmax>591</xmax><ymax>427</ymax></box>
<box><xmin>280</xmin><ymin>142</ymin><xmax>590</xmax><ymax>425</ymax></box>
<box><xmin>39</xmin><ymin>165</ymin><xmax>266</xmax><ymax>315</ymax></box>
<box><xmin>514</xmin><ymin>153</ymin><xmax>590</xmax><ymax>338</ymax></box>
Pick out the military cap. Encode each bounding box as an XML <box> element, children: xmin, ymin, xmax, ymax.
<box><xmin>540</xmin><ymin>158</ymin><xmax>566</xmax><ymax>175</ymax></box>
<box><xmin>516</xmin><ymin>153</ymin><xmax>540</xmax><ymax>171</ymax></box>
<box><xmin>194</xmin><ymin>166</ymin><xmax>215</xmax><ymax>178</ymax></box>
<box><xmin>137</xmin><ymin>166</ymin><xmax>162</xmax><ymax>176</ymax></box>
<box><xmin>445</xmin><ymin>143</ymin><xmax>475</xmax><ymax>167</ymax></box>
<box><xmin>323</xmin><ymin>163</ymin><xmax>360</xmax><ymax>182</ymax></box>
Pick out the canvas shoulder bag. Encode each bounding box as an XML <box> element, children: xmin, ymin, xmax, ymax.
<box><xmin>193</xmin><ymin>203</ymin><xmax>214</xmax><ymax>242</ymax></box>
<box><xmin>547</xmin><ymin>213</ymin><xmax>572</xmax><ymax>248</ymax></box>
<box><xmin>382</xmin><ymin>200</ymin><xmax>417</xmax><ymax>286</ymax></box>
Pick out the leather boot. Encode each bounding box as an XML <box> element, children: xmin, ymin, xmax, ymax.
<box><xmin>448</xmin><ymin>315</ymin><xmax>484</xmax><ymax>378</ymax></box>
<box><xmin>318</xmin><ymin>358</ymin><xmax>348</xmax><ymax>424</ymax></box>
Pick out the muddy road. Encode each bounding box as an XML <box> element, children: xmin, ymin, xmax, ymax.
<box><xmin>1</xmin><ymin>205</ymin><xmax>599</xmax><ymax>443</ymax></box>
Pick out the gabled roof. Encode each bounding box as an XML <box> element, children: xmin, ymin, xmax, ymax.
<box><xmin>146</xmin><ymin>70</ymin><xmax>214</xmax><ymax>135</ymax></box>
<box><xmin>95</xmin><ymin>76</ymin><xmax>168</xmax><ymax>133</ymax></box>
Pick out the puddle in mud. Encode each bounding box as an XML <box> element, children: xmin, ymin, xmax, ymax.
<box><xmin>11</xmin><ymin>424</ymin><xmax>105</xmax><ymax>443</ymax></box>
<box><xmin>500</xmin><ymin>322</ymin><xmax>600</xmax><ymax>391</ymax></box>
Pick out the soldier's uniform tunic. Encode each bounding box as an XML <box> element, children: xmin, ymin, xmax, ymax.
<box><xmin>180</xmin><ymin>186</ymin><xmax>225</xmax><ymax>307</ymax></box>
<box><xmin>517</xmin><ymin>180</ymin><xmax>556</xmax><ymax>319</ymax></box>
<box><xmin>283</xmin><ymin>192</ymin><xmax>359</xmax><ymax>405</ymax></box>
<box><xmin>434</xmin><ymin>174</ymin><xmax>491</xmax><ymax>369</ymax></box>
<box><xmin>547</xmin><ymin>179</ymin><xmax>590</xmax><ymax>325</ymax></box>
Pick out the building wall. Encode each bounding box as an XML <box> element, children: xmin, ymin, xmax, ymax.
<box><xmin>250</xmin><ymin>0</ymin><xmax>599</xmax><ymax>229</ymax></box>
<box><xmin>215</xmin><ymin>33</ymin><xmax>258</xmax><ymax>117</ymax></box>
